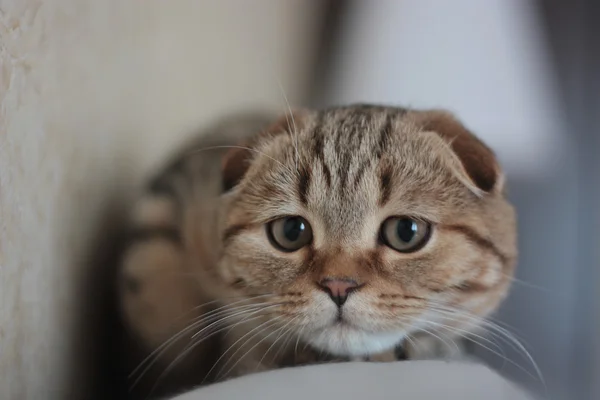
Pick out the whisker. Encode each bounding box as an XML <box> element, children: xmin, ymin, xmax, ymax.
<box><xmin>190</xmin><ymin>303</ymin><xmax>282</xmax><ymax>339</ymax></box>
<box><xmin>130</xmin><ymin>303</ymin><xmax>280</xmax><ymax>390</ymax></box>
<box><xmin>294</xmin><ymin>322</ymin><xmax>306</xmax><ymax>360</ymax></box>
<box><xmin>129</xmin><ymin>301</ymin><xmax>275</xmax><ymax>381</ymax></box>
<box><xmin>501</xmin><ymin>273</ymin><xmax>548</xmax><ymax>292</ymax></box>
<box><xmin>215</xmin><ymin>316</ymin><xmax>284</xmax><ymax>381</ymax></box>
<box><xmin>276</xmin><ymin>78</ymin><xmax>299</xmax><ymax>171</ymax></box>
<box><xmin>205</xmin><ymin>315</ymin><xmax>283</xmax><ymax>381</ymax></box>
<box><xmin>425</xmin><ymin>305</ymin><xmax>527</xmax><ymax>352</ymax></box>
<box><xmin>146</xmin><ymin>311</ymin><xmax>268</xmax><ymax>398</ymax></box>
<box><xmin>172</xmin><ymin>294</ymin><xmax>277</xmax><ymax>329</ymax></box>
<box><xmin>185</xmin><ymin>145</ymin><xmax>291</xmax><ymax>174</ymax></box>
<box><xmin>256</xmin><ymin>318</ymin><xmax>296</xmax><ymax>367</ymax></box>
<box><xmin>431</xmin><ymin>322</ymin><xmax>541</xmax><ymax>384</ymax></box>
<box><xmin>426</xmin><ymin>301</ymin><xmax>530</xmax><ymax>344</ymax></box>
<box><xmin>146</xmin><ymin>307</ymin><xmax>280</xmax><ymax>391</ymax></box>
<box><xmin>424</xmin><ymin>304</ymin><xmax>544</xmax><ymax>386</ymax></box>
<box><xmin>404</xmin><ymin>334</ymin><xmax>419</xmax><ymax>355</ymax></box>
<box><xmin>427</xmin><ymin>305</ymin><xmax>532</xmax><ymax>354</ymax></box>
<box><xmin>414</xmin><ymin>322</ymin><xmax>460</xmax><ymax>356</ymax></box>
<box><xmin>271</xmin><ymin>321</ymin><xmax>299</xmax><ymax>364</ymax></box>
<box><xmin>423</xmin><ymin>319</ymin><xmax>502</xmax><ymax>355</ymax></box>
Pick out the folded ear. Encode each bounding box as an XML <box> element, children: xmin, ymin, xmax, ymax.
<box><xmin>413</xmin><ymin>110</ymin><xmax>503</xmax><ymax>194</ymax></box>
<box><xmin>221</xmin><ymin>110</ymin><xmax>307</xmax><ymax>192</ymax></box>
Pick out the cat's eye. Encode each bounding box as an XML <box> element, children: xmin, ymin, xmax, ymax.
<box><xmin>380</xmin><ymin>217</ymin><xmax>431</xmax><ymax>253</ymax></box>
<box><xmin>267</xmin><ymin>216</ymin><xmax>313</xmax><ymax>252</ymax></box>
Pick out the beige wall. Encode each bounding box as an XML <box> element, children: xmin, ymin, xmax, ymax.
<box><xmin>0</xmin><ymin>1</ymin><xmax>322</xmax><ymax>398</ymax></box>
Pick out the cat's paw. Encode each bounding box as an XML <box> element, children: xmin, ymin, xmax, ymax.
<box><xmin>405</xmin><ymin>334</ymin><xmax>466</xmax><ymax>360</ymax></box>
<box><xmin>119</xmin><ymin>238</ymin><xmax>205</xmax><ymax>352</ymax></box>
<box><xmin>367</xmin><ymin>349</ymin><xmax>399</xmax><ymax>362</ymax></box>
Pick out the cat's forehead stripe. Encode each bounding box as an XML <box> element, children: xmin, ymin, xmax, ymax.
<box><xmin>441</xmin><ymin>224</ymin><xmax>510</xmax><ymax>266</ymax></box>
<box><xmin>376</xmin><ymin>113</ymin><xmax>395</xmax><ymax>158</ymax></box>
<box><xmin>297</xmin><ymin>164</ymin><xmax>312</xmax><ymax>205</ymax></box>
<box><xmin>379</xmin><ymin>163</ymin><xmax>393</xmax><ymax>207</ymax></box>
<box><xmin>308</xmin><ymin>108</ymin><xmax>393</xmax><ymax>188</ymax></box>
<box><xmin>310</xmin><ymin>112</ymin><xmax>331</xmax><ymax>188</ymax></box>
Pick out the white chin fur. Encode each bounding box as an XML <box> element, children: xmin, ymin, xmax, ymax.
<box><xmin>306</xmin><ymin>325</ymin><xmax>405</xmax><ymax>357</ymax></box>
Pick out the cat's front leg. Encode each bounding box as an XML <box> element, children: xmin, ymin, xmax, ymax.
<box><xmin>119</xmin><ymin>238</ymin><xmax>213</xmax><ymax>368</ymax></box>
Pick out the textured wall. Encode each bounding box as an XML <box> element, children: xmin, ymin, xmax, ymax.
<box><xmin>0</xmin><ymin>1</ymin><xmax>321</xmax><ymax>398</ymax></box>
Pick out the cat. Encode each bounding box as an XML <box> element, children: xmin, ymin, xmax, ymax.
<box><xmin>118</xmin><ymin>104</ymin><xmax>517</xmax><ymax>398</ymax></box>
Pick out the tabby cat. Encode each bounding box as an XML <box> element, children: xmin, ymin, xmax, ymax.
<box><xmin>118</xmin><ymin>105</ymin><xmax>517</xmax><ymax>398</ymax></box>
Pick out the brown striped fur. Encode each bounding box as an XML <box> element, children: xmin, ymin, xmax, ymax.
<box><xmin>118</xmin><ymin>105</ymin><xmax>517</xmax><ymax>396</ymax></box>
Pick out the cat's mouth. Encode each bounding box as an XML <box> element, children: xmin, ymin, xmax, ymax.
<box><xmin>333</xmin><ymin>311</ymin><xmax>353</xmax><ymax>326</ymax></box>
<box><xmin>332</xmin><ymin>315</ymin><xmax>370</xmax><ymax>334</ymax></box>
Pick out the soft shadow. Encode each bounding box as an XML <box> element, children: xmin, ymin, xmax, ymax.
<box><xmin>70</xmin><ymin>193</ymin><xmax>130</xmax><ymax>400</ymax></box>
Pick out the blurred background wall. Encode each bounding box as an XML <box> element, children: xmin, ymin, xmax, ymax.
<box><xmin>313</xmin><ymin>1</ymin><xmax>599</xmax><ymax>399</ymax></box>
<box><xmin>0</xmin><ymin>0</ymin><xmax>597</xmax><ymax>399</ymax></box>
<box><xmin>0</xmin><ymin>1</ymin><xmax>326</xmax><ymax>398</ymax></box>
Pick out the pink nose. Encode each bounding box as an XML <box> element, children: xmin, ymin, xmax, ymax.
<box><xmin>318</xmin><ymin>278</ymin><xmax>361</xmax><ymax>307</ymax></box>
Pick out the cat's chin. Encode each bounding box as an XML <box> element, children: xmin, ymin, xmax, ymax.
<box><xmin>306</xmin><ymin>324</ymin><xmax>404</xmax><ymax>358</ymax></box>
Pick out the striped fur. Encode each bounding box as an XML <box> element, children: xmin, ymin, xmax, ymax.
<box><xmin>118</xmin><ymin>105</ymin><xmax>517</xmax><ymax>396</ymax></box>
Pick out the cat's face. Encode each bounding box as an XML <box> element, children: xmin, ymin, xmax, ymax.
<box><xmin>216</xmin><ymin>105</ymin><xmax>517</xmax><ymax>357</ymax></box>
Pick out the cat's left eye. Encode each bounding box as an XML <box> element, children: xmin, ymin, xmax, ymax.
<box><xmin>380</xmin><ymin>216</ymin><xmax>432</xmax><ymax>253</ymax></box>
<box><xmin>267</xmin><ymin>216</ymin><xmax>313</xmax><ymax>252</ymax></box>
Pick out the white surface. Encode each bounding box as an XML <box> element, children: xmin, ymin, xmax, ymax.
<box><xmin>171</xmin><ymin>361</ymin><xmax>536</xmax><ymax>400</ymax></box>
<box><xmin>324</xmin><ymin>0</ymin><xmax>565</xmax><ymax>178</ymax></box>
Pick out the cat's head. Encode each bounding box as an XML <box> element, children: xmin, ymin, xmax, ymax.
<box><xmin>216</xmin><ymin>105</ymin><xmax>517</xmax><ymax>357</ymax></box>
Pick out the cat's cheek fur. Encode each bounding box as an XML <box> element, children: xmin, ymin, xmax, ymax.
<box><xmin>218</xmin><ymin>243</ymin><xmax>305</xmax><ymax>290</ymax></box>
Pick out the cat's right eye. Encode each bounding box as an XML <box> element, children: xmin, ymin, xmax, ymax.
<box><xmin>267</xmin><ymin>216</ymin><xmax>313</xmax><ymax>252</ymax></box>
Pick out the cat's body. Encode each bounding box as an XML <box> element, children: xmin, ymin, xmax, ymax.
<box><xmin>118</xmin><ymin>105</ymin><xmax>517</xmax><ymax>398</ymax></box>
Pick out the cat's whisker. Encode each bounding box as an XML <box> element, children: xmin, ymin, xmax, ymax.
<box><xmin>422</xmin><ymin>319</ymin><xmax>502</xmax><ymax>355</ymax></box>
<box><xmin>185</xmin><ymin>145</ymin><xmax>291</xmax><ymax>173</ymax></box>
<box><xmin>430</xmin><ymin>322</ymin><xmax>542</xmax><ymax>385</ymax></box>
<box><xmin>426</xmin><ymin>305</ymin><xmax>530</xmax><ymax>354</ymax></box>
<box><xmin>486</xmin><ymin>329</ymin><xmax>509</xmax><ymax>372</ymax></box>
<box><xmin>258</xmin><ymin>316</ymin><xmax>299</xmax><ymax>367</ymax></box>
<box><xmin>215</xmin><ymin>317</ymin><xmax>285</xmax><ymax>381</ymax></box>
<box><xmin>301</xmin><ymin>334</ymin><xmax>312</xmax><ymax>353</ymax></box>
<box><xmin>145</xmin><ymin>311</ymin><xmax>267</xmax><ymax>399</ymax></box>
<box><xmin>129</xmin><ymin>301</ymin><xmax>274</xmax><ymax>379</ymax></box>
<box><xmin>220</xmin><ymin>318</ymin><xmax>291</xmax><ymax>380</ymax></box>
<box><xmin>132</xmin><ymin>315</ymin><xmax>272</xmax><ymax>396</ymax></box>
<box><xmin>500</xmin><ymin>273</ymin><xmax>548</xmax><ymax>292</ymax></box>
<box><xmin>424</xmin><ymin>304</ymin><xmax>544</xmax><ymax>386</ymax></box>
<box><xmin>431</xmin><ymin>328</ymin><xmax>461</xmax><ymax>358</ymax></box>
<box><xmin>426</xmin><ymin>301</ymin><xmax>529</xmax><ymax>344</ymax></box>
<box><xmin>276</xmin><ymin>78</ymin><xmax>299</xmax><ymax>172</ymax></box>
<box><xmin>479</xmin><ymin>321</ymin><xmax>544</xmax><ymax>386</ymax></box>
<box><xmin>413</xmin><ymin>321</ymin><xmax>461</xmax><ymax>355</ymax></box>
<box><xmin>129</xmin><ymin>302</ymin><xmax>280</xmax><ymax>389</ymax></box>
<box><xmin>428</xmin><ymin>305</ymin><xmax>533</xmax><ymax>356</ymax></box>
<box><xmin>184</xmin><ymin>305</ymin><xmax>276</xmax><ymax>355</ymax></box>
<box><xmin>294</xmin><ymin>322</ymin><xmax>306</xmax><ymax>360</ymax></box>
<box><xmin>205</xmin><ymin>316</ymin><xmax>284</xmax><ymax>382</ymax></box>
<box><xmin>136</xmin><ymin>315</ymin><xmax>239</xmax><ymax>395</ymax></box>
<box><xmin>404</xmin><ymin>333</ymin><xmax>419</xmax><ymax>354</ymax></box>
<box><xmin>196</xmin><ymin>313</ymin><xmax>273</xmax><ymax>385</ymax></box>
<box><xmin>172</xmin><ymin>294</ymin><xmax>277</xmax><ymax>327</ymax></box>
<box><xmin>187</xmin><ymin>301</ymin><xmax>276</xmax><ymax>331</ymax></box>
<box><xmin>190</xmin><ymin>303</ymin><xmax>282</xmax><ymax>340</ymax></box>
<box><xmin>271</xmin><ymin>320</ymin><xmax>299</xmax><ymax>364</ymax></box>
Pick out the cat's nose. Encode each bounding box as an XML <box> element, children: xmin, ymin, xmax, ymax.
<box><xmin>318</xmin><ymin>278</ymin><xmax>361</xmax><ymax>307</ymax></box>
